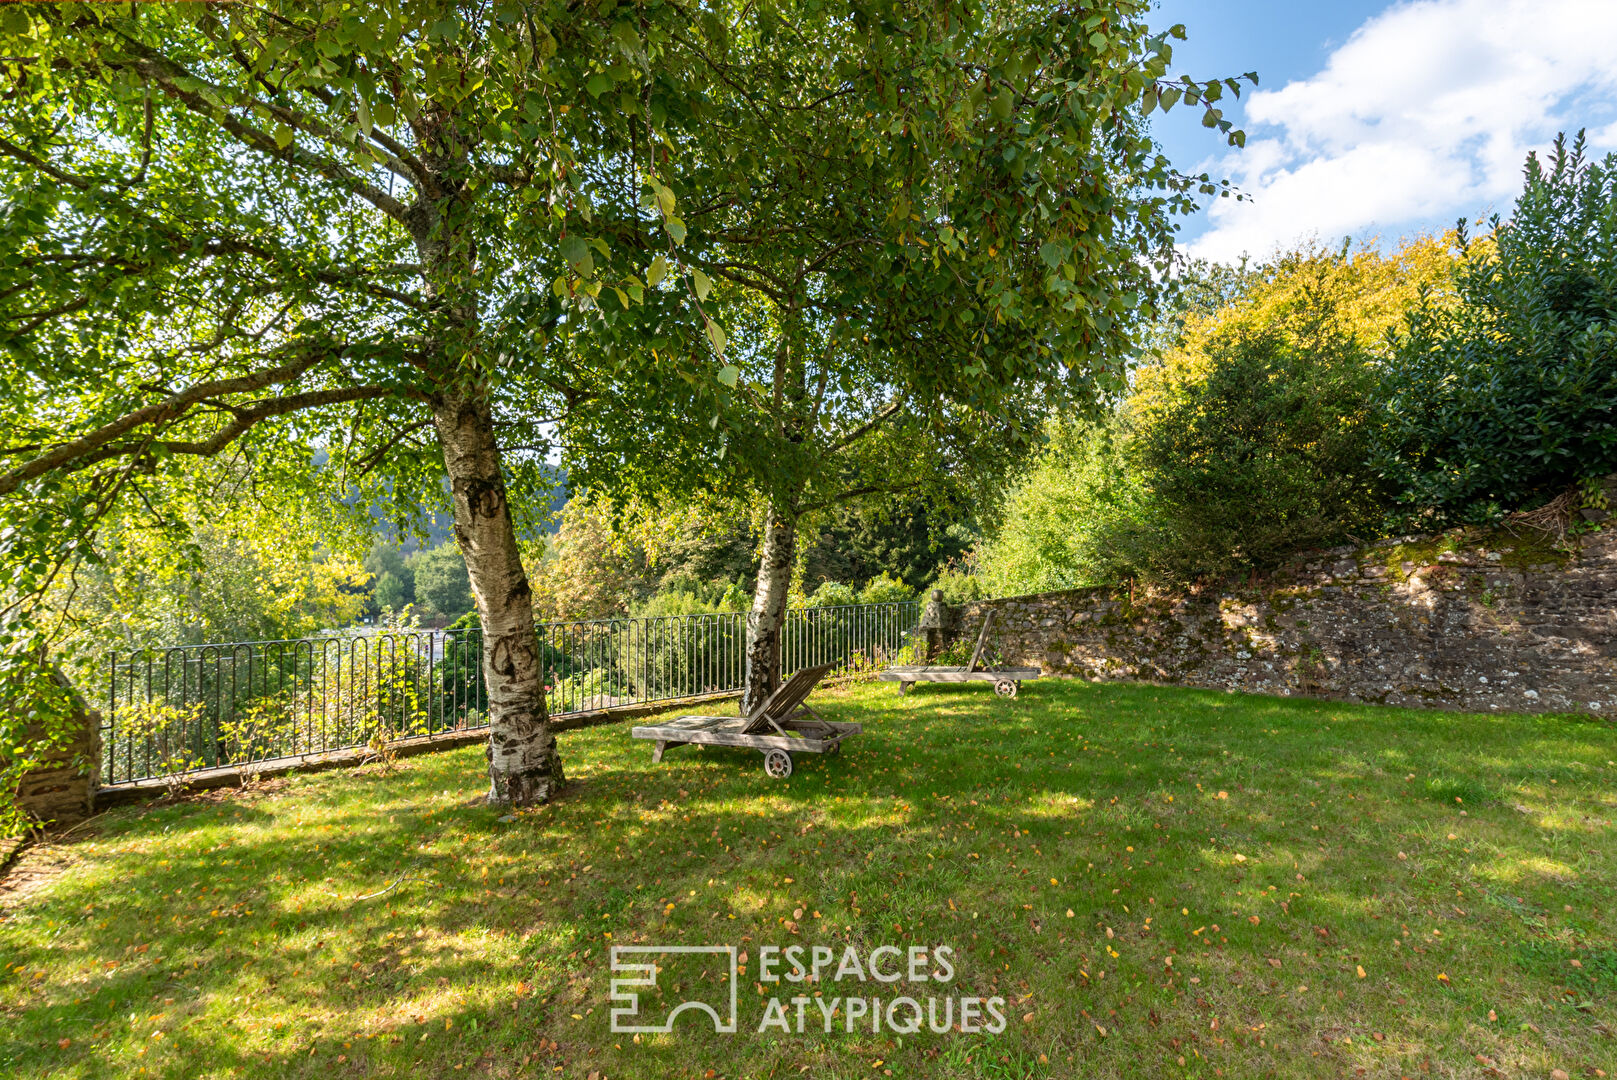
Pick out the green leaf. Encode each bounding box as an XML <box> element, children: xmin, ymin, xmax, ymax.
<box><xmin>704</xmin><ymin>318</ymin><xmax>727</xmax><ymax>357</ymax></box>
<box><xmin>991</xmin><ymin>88</ymin><xmax>1014</xmax><ymax>120</ymax></box>
<box><xmin>586</xmin><ymin>73</ymin><xmax>613</xmax><ymax>99</ymax></box>
<box><xmin>717</xmin><ymin>364</ymin><xmax>739</xmax><ymax>387</ymax></box>
<box><xmin>691</xmin><ymin>267</ymin><xmax>713</xmax><ymax>301</ymax></box>
<box><xmin>612</xmin><ymin>22</ymin><xmax>640</xmax><ymax>53</ymax></box>
<box><xmin>273</xmin><ymin>124</ymin><xmax>294</xmax><ymax>149</ymax></box>
<box><xmin>560</xmin><ymin>234</ymin><xmax>593</xmax><ymax>276</ymax></box>
<box><xmin>665</xmin><ymin>217</ymin><xmax>686</xmax><ymax>245</ymax></box>
<box><xmin>647</xmin><ymin>255</ymin><xmax>668</xmax><ymax>287</ymax></box>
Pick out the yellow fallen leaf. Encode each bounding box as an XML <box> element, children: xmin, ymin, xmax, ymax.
<box><xmin>1356</xmin><ymin>965</ymin><xmax>1366</xmax><ymax>979</ymax></box>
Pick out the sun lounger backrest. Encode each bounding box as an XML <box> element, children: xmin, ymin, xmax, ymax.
<box><xmin>966</xmin><ymin>612</ymin><xmax>994</xmax><ymax>673</ymax></box>
<box><xmin>740</xmin><ymin>663</ymin><xmax>833</xmax><ymax>735</ymax></box>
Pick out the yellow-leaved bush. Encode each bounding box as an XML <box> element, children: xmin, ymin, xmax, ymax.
<box><xmin>979</xmin><ymin>235</ymin><xmax>1469</xmax><ymax>593</ymax></box>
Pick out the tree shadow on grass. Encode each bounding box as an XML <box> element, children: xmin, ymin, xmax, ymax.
<box><xmin>2</xmin><ymin>678</ymin><xmax>1613</xmax><ymax>1078</ymax></box>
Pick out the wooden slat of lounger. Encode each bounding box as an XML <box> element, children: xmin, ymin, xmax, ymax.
<box><xmin>965</xmin><ymin>612</ymin><xmax>994</xmax><ymax>673</ymax></box>
<box><xmin>877</xmin><ymin>667</ymin><xmax>1041</xmax><ymax>682</ymax></box>
<box><xmin>630</xmin><ymin>718</ymin><xmax>862</xmax><ymax>754</ymax></box>
<box><xmin>740</xmin><ymin>663</ymin><xmax>834</xmax><ymax>735</ymax></box>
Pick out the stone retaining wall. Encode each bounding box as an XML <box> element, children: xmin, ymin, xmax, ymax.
<box><xmin>11</xmin><ymin>672</ymin><xmax>100</xmax><ymax>828</ymax></box>
<box><xmin>947</xmin><ymin>517</ymin><xmax>1617</xmax><ymax>718</ymax></box>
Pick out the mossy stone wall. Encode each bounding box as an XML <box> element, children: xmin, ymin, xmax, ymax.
<box><xmin>950</xmin><ymin>518</ymin><xmax>1616</xmax><ymax>718</ymax></box>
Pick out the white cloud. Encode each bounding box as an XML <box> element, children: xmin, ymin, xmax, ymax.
<box><xmin>1188</xmin><ymin>0</ymin><xmax>1617</xmax><ymax>263</ymax></box>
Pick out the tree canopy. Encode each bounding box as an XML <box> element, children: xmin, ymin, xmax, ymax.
<box><xmin>0</xmin><ymin>0</ymin><xmax>1247</xmax><ymax>810</ymax></box>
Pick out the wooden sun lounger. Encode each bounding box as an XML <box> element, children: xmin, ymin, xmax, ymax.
<box><xmin>630</xmin><ymin>663</ymin><xmax>861</xmax><ymax>778</ymax></box>
<box><xmin>878</xmin><ymin>612</ymin><xmax>1041</xmax><ymax>698</ymax></box>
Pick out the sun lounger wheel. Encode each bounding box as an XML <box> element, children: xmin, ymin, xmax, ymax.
<box><xmin>763</xmin><ymin>749</ymin><xmax>793</xmax><ymax>778</ymax></box>
<box><xmin>994</xmin><ymin>679</ymin><xmax>1018</xmax><ymax>698</ymax></box>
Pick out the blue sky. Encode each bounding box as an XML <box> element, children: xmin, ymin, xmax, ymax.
<box><xmin>1149</xmin><ymin>0</ymin><xmax>1617</xmax><ymax>262</ymax></box>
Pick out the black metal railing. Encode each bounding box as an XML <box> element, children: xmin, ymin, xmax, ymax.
<box><xmin>100</xmin><ymin>600</ymin><xmax>920</xmax><ymax>785</ymax></box>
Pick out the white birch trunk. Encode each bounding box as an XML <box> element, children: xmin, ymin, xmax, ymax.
<box><xmin>433</xmin><ymin>390</ymin><xmax>564</xmax><ymax>807</ymax></box>
<box><xmin>742</xmin><ymin>507</ymin><xmax>797</xmax><ymax>714</ymax></box>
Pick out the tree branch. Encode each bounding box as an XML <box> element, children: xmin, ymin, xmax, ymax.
<box><xmin>102</xmin><ymin>36</ymin><xmax>411</xmax><ymax>222</ymax></box>
<box><xmin>0</xmin><ymin>355</ymin><xmax>329</xmax><ymax>495</ymax></box>
<box><xmin>826</xmin><ymin>398</ymin><xmax>904</xmax><ymax>454</ymax></box>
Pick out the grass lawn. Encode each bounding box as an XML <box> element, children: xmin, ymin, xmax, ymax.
<box><xmin>2</xmin><ymin>678</ymin><xmax>1614</xmax><ymax>1080</ymax></box>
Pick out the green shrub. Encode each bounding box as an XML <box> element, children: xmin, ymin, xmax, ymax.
<box><xmin>633</xmin><ymin>574</ymin><xmax>748</xmax><ymax>617</ymax></box>
<box><xmin>856</xmin><ymin>572</ymin><xmax>915</xmax><ymax>605</ymax></box>
<box><xmin>1128</xmin><ymin>320</ymin><xmax>1387</xmax><ymax>581</ymax></box>
<box><xmin>977</xmin><ymin>239</ymin><xmax>1457</xmax><ymax>591</ymax></box>
<box><xmin>976</xmin><ymin>419</ymin><xmax>1155</xmax><ymax>594</ymax></box>
<box><xmin>799</xmin><ymin>581</ymin><xmax>858</xmax><ymax>609</ymax></box>
<box><xmin>1374</xmin><ymin>133</ymin><xmax>1617</xmax><ymax>524</ymax></box>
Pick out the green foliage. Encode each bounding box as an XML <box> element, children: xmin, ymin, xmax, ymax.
<box><xmin>54</xmin><ymin>500</ymin><xmax>369</xmax><ymax>654</ymax></box>
<box><xmin>926</xmin><ymin>558</ymin><xmax>988</xmax><ymax>605</ymax></box>
<box><xmin>633</xmin><ymin>575</ymin><xmax>749</xmax><ymax>618</ymax></box>
<box><xmin>856</xmin><ymin>573</ymin><xmax>916</xmax><ymax>605</ymax></box>
<box><xmin>799</xmin><ymin>581</ymin><xmax>859</xmax><ymax>610</ymax></box>
<box><xmin>0</xmin><ymin>0</ymin><xmax>1248</xmax><ymax>804</ymax></box>
<box><xmin>364</xmin><ymin>541</ymin><xmax>415</xmax><ymax>615</ymax></box>
<box><xmin>1126</xmin><ymin>319</ymin><xmax>1387</xmax><ymax>581</ymax></box>
<box><xmin>980</xmin><ymin>238</ymin><xmax>1464</xmax><ymax>591</ymax></box>
<box><xmin>799</xmin><ymin>497</ymin><xmax>974</xmax><ymax>594</ymax></box>
<box><xmin>530</xmin><ymin>502</ymin><xmax>653</xmax><ymax>619</ymax></box>
<box><xmin>409</xmin><ymin>543</ymin><xmax>474</xmax><ymax>622</ymax></box>
<box><xmin>1374</xmin><ymin>133</ymin><xmax>1617</xmax><ymax>525</ymax></box>
<box><xmin>977</xmin><ymin>420</ymin><xmax>1152</xmax><ymax>594</ymax></box>
<box><xmin>373</xmin><ymin>572</ymin><xmax>409</xmax><ymax>614</ymax></box>
<box><xmin>110</xmin><ymin>701</ymin><xmax>209</xmax><ymax>799</ymax></box>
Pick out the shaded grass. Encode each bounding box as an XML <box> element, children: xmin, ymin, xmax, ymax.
<box><xmin>1</xmin><ymin>679</ymin><xmax>1614</xmax><ymax>1079</ymax></box>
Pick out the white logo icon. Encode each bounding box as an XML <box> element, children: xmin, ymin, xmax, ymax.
<box><xmin>609</xmin><ymin>945</ymin><xmax>739</xmax><ymax>1034</ymax></box>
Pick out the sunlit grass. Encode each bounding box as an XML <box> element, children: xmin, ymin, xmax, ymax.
<box><xmin>1</xmin><ymin>679</ymin><xmax>1613</xmax><ymax>1079</ymax></box>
